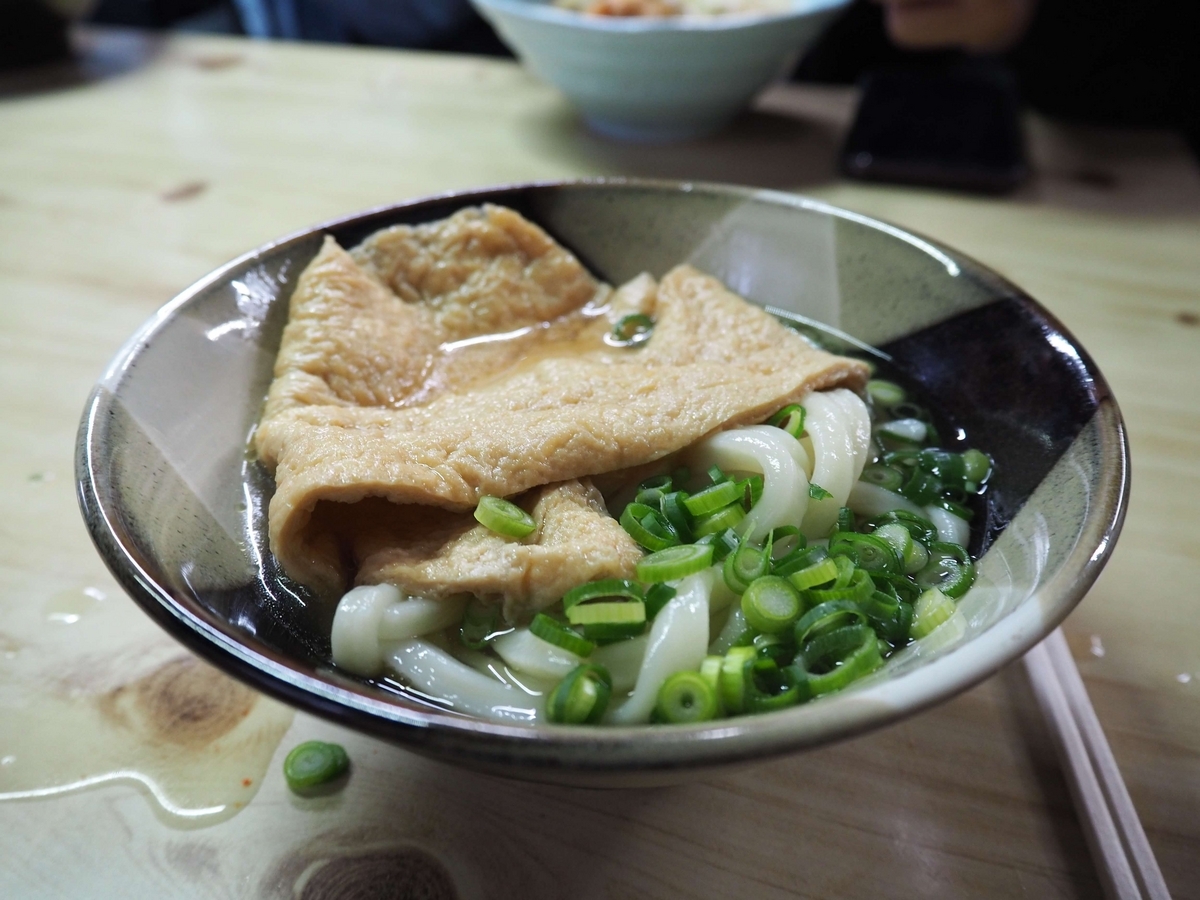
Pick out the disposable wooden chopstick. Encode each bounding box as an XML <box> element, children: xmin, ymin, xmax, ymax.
<box><xmin>1022</xmin><ymin>628</ymin><xmax>1172</xmax><ymax>900</ymax></box>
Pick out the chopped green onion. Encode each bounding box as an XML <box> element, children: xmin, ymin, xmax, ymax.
<box><xmin>803</xmin><ymin>567</ymin><xmax>874</xmax><ymax>607</ymax></box>
<box><xmin>834</xmin><ymin>506</ymin><xmax>855</xmax><ymax>534</ymax></box>
<box><xmin>875</xmin><ymin>510</ymin><xmax>939</xmax><ymax>547</ymax></box>
<box><xmin>699</xmin><ymin>655</ymin><xmax>724</xmax><ymax>711</ymax></box>
<box><xmin>772</xmin><ymin>545</ymin><xmax>828</xmax><ymax>578</ymax></box>
<box><xmin>900</xmin><ymin>468</ymin><xmax>943</xmax><ymax>505</ymax></box>
<box><xmin>644</xmin><ymin>583</ymin><xmax>677</xmax><ymax>619</ymax></box>
<box><xmin>808</xmin><ymin>482</ymin><xmax>833</xmax><ymax>501</ymax></box>
<box><xmin>566</xmin><ymin>601</ymin><xmax>647</xmax><ymax>628</ymax></box>
<box><xmin>693</xmin><ymin>503</ymin><xmax>746</xmax><ymax>537</ymax></box>
<box><xmin>767</xmin><ymin>404</ymin><xmax>806</xmax><ymax>438</ymax></box>
<box><xmin>638</xmin><ymin>474</ymin><xmax>673</xmax><ymax>493</ymax></box>
<box><xmin>561</xmin><ymin>578</ymin><xmax>643</xmax><ymax>611</ymax></box>
<box><xmin>696</xmin><ymin>527</ymin><xmax>741</xmax><ymax>562</ymax></box>
<box><xmin>786</xmin><ymin>556</ymin><xmax>839</xmax><ymax>591</ymax></box>
<box><xmin>860</xmin><ymin>463</ymin><xmax>904</xmax><ymax>492</ymax></box>
<box><xmin>284</xmin><ymin>741</ymin><xmax>350</xmax><ymax>792</ymax></box>
<box><xmin>766</xmin><ymin>526</ymin><xmax>805</xmax><ymax>557</ymax></box>
<box><xmin>719</xmin><ymin>645</ymin><xmax>756</xmax><ymax>714</ymax></box>
<box><xmin>752</xmin><ymin>632</ymin><xmax>793</xmax><ymax>665</ymax></box>
<box><xmin>914</xmin><ymin>543</ymin><xmax>975</xmax><ymax>599</ymax></box>
<box><xmin>459</xmin><ymin>597</ymin><xmax>500</xmax><ymax>650</ymax></box>
<box><xmin>861</xmin><ymin>591</ymin><xmax>914</xmax><ymax>645</ymax></box>
<box><xmin>872</xmin><ymin>523</ymin><xmax>913</xmax><ymax>564</ymax></box>
<box><xmin>745</xmin><ymin>659</ymin><xmax>802</xmax><ymax>713</ymax></box>
<box><xmin>904</xmin><ymin>540</ymin><xmax>930</xmax><ymax>575</ymax></box>
<box><xmin>655</xmin><ymin>671</ymin><xmax>720</xmax><ymax>724</ymax></box>
<box><xmin>659</xmin><ymin>491</ymin><xmax>694</xmax><ymax>542</ymax></box>
<box><xmin>790</xmin><ymin>625</ymin><xmax>883</xmax><ymax>697</ymax></box>
<box><xmin>682</xmin><ymin>481</ymin><xmax>742</xmax><ymax>516</ymax></box>
<box><xmin>723</xmin><ymin>539</ymin><xmax>771</xmax><ymax>595</ymax></box>
<box><xmin>546</xmin><ymin>664</ymin><xmax>612</xmax><ymax>724</ymax></box>
<box><xmin>637</xmin><ymin>544</ymin><xmax>714</xmax><ymax>583</ymax></box>
<box><xmin>529</xmin><ymin>613</ymin><xmax>595</xmax><ymax>657</ymax></box>
<box><xmin>707</xmin><ymin>464</ymin><xmax>728</xmax><ymax>484</ymax></box>
<box><xmin>917</xmin><ymin>448</ymin><xmax>965</xmax><ymax>482</ymax></box>
<box><xmin>608</xmin><ymin>313</ymin><xmax>654</xmax><ymax>348</ymax></box>
<box><xmin>793</xmin><ymin>600</ymin><xmax>867</xmax><ymax>646</ymax></box>
<box><xmin>962</xmin><ymin>448</ymin><xmax>993</xmax><ymax>484</ymax></box>
<box><xmin>829</xmin><ymin>533</ymin><xmax>900</xmax><ymax>574</ymax></box>
<box><xmin>581</xmin><ymin>622</ymin><xmax>647</xmax><ymax>643</ymax></box>
<box><xmin>738</xmin><ymin>474</ymin><xmax>764</xmax><ymax>510</ymax></box>
<box><xmin>910</xmin><ymin>587</ymin><xmax>957</xmax><ymax>639</ymax></box>
<box><xmin>635</xmin><ymin>485</ymin><xmax>669</xmax><ymax>507</ymax></box>
<box><xmin>870</xmin><ymin>571</ymin><xmax>922</xmax><ymax>604</ymax></box>
<box><xmin>867</xmin><ymin>380</ymin><xmax>907</xmax><ymax>408</ymax></box>
<box><xmin>474</xmin><ymin>496</ymin><xmax>536</xmax><ymax>538</ymax></box>
<box><xmin>619</xmin><ymin>503</ymin><xmax>678</xmax><ymax>551</ymax></box>
<box><xmin>740</xmin><ymin>576</ymin><xmax>802</xmax><ymax>634</ymax></box>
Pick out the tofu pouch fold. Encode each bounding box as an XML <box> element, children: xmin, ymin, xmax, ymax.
<box><xmin>254</xmin><ymin>205</ymin><xmax>868</xmax><ymax>620</ymax></box>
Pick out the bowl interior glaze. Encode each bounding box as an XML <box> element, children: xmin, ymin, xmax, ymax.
<box><xmin>78</xmin><ymin>181</ymin><xmax>1127</xmax><ymax>785</ymax></box>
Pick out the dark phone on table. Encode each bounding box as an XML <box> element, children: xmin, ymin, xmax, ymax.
<box><xmin>840</xmin><ymin>68</ymin><xmax>1028</xmax><ymax>194</ymax></box>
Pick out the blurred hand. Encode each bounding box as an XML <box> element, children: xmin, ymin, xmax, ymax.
<box><xmin>873</xmin><ymin>0</ymin><xmax>1038</xmax><ymax>52</ymax></box>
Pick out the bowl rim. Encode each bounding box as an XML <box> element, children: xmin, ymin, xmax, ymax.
<box><xmin>470</xmin><ymin>0</ymin><xmax>849</xmax><ymax>32</ymax></box>
<box><xmin>76</xmin><ymin>177</ymin><xmax>1130</xmax><ymax>774</ymax></box>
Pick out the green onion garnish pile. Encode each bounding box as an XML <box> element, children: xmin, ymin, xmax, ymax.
<box><xmin>542</xmin><ymin>377</ymin><xmax>989</xmax><ymax>725</ymax></box>
<box><xmin>464</xmin><ymin>376</ymin><xmax>993</xmax><ymax>726</ymax></box>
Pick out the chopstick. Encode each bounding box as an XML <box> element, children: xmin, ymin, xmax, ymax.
<box><xmin>1022</xmin><ymin>628</ymin><xmax>1172</xmax><ymax>900</ymax></box>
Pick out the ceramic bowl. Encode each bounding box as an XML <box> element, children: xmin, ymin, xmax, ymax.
<box><xmin>78</xmin><ymin>180</ymin><xmax>1128</xmax><ymax>786</ymax></box>
<box><xmin>468</xmin><ymin>0</ymin><xmax>849</xmax><ymax>142</ymax></box>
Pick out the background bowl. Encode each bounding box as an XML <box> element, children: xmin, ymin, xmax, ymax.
<box><xmin>78</xmin><ymin>180</ymin><xmax>1127</xmax><ymax>786</ymax></box>
<box><xmin>469</xmin><ymin>0</ymin><xmax>850</xmax><ymax>141</ymax></box>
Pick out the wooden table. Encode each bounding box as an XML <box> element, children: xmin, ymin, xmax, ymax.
<box><xmin>2</xmin><ymin>27</ymin><xmax>1198</xmax><ymax>899</ymax></box>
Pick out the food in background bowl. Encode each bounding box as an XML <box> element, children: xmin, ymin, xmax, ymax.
<box><xmin>468</xmin><ymin>0</ymin><xmax>850</xmax><ymax>141</ymax></box>
<box><xmin>257</xmin><ymin>205</ymin><xmax>995</xmax><ymax>728</ymax></box>
<box><xmin>555</xmin><ymin>0</ymin><xmax>788</xmax><ymax>16</ymax></box>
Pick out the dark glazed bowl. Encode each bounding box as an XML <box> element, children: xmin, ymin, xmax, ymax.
<box><xmin>77</xmin><ymin>180</ymin><xmax>1128</xmax><ymax>786</ymax></box>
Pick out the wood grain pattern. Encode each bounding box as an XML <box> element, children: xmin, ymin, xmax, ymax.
<box><xmin>1</xmin><ymin>25</ymin><xmax>1197</xmax><ymax>899</ymax></box>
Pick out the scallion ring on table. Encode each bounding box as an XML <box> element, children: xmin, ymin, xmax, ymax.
<box><xmin>283</xmin><ymin>741</ymin><xmax>350</xmax><ymax>792</ymax></box>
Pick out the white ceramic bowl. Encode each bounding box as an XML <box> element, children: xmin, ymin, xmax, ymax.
<box><xmin>470</xmin><ymin>0</ymin><xmax>850</xmax><ymax>141</ymax></box>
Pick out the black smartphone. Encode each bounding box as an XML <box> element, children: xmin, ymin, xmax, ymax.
<box><xmin>840</xmin><ymin>67</ymin><xmax>1028</xmax><ymax>194</ymax></box>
